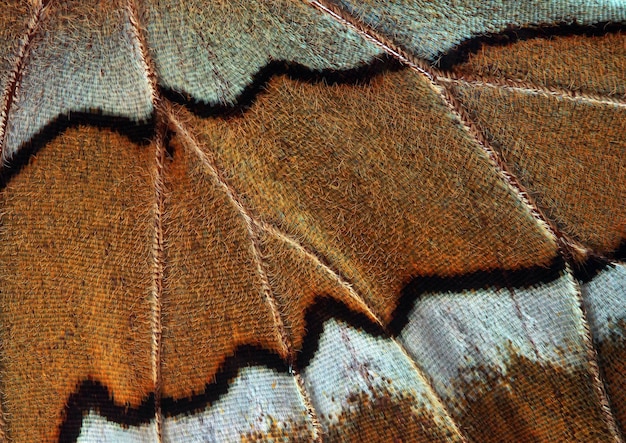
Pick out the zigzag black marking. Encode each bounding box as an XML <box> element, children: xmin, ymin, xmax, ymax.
<box><xmin>161</xmin><ymin>55</ymin><xmax>403</xmax><ymax>118</ymax></box>
<box><xmin>57</xmin><ymin>260</ymin><xmax>569</xmax><ymax>441</ymax></box>
<box><xmin>0</xmin><ymin>112</ymin><xmax>155</xmax><ymax>191</ymax></box>
<box><xmin>435</xmin><ymin>21</ymin><xmax>626</xmax><ymax>70</ymax></box>
<box><xmin>11</xmin><ymin>21</ymin><xmax>624</xmax><ymax>441</ymax></box>
<box><xmin>388</xmin><ymin>255</ymin><xmax>566</xmax><ymax>336</ymax></box>
<box><xmin>58</xmin><ymin>380</ymin><xmax>155</xmax><ymax>443</ymax></box>
<box><xmin>0</xmin><ymin>56</ymin><xmax>401</xmax><ymax>192</ymax></box>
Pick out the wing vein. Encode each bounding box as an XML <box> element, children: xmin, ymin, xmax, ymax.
<box><xmin>127</xmin><ymin>1</ymin><xmax>164</xmax><ymax>439</ymax></box>
<box><xmin>0</xmin><ymin>0</ymin><xmax>49</xmax><ymax>162</ymax></box>
<box><xmin>165</xmin><ymin>106</ymin><xmax>324</xmax><ymax>441</ymax></box>
<box><xmin>440</xmin><ymin>76</ymin><xmax>626</xmax><ymax>108</ymax></box>
<box><xmin>308</xmin><ymin>2</ymin><xmax>626</xmax><ymax>440</ymax></box>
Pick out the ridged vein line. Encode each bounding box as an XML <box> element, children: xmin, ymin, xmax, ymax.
<box><xmin>0</xmin><ymin>0</ymin><xmax>49</xmax><ymax>164</ymax></box>
<box><xmin>507</xmin><ymin>285</ymin><xmax>577</xmax><ymax>441</ymax></box>
<box><xmin>147</xmin><ymin>125</ymin><xmax>166</xmax><ymax>442</ymax></box>
<box><xmin>0</xmin><ymin>1</ymin><xmax>51</xmax><ymax>438</ymax></box>
<box><xmin>261</xmin><ymin>223</ymin><xmax>382</xmax><ymax>326</ymax></box>
<box><xmin>127</xmin><ymin>1</ymin><xmax>164</xmax><ymax>440</ymax></box>
<box><xmin>260</xmin><ymin>221</ymin><xmax>455</xmax><ymax>423</ymax></box>
<box><xmin>308</xmin><ymin>0</ymin><xmax>576</xmax><ymax>253</ymax></box>
<box><xmin>571</xmin><ymin>269</ymin><xmax>626</xmax><ymax>442</ymax></box>
<box><xmin>441</xmin><ymin>77</ymin><xmax>626</xmax><ymax>109</ymax></box>
<box><xmin>309</xmin><ymin>0</ymin><xmax>616</xmax><ymax>262</ymax></box>
<box><xmin>165</xmin><ymin>106</ymin><xmax>323</xmax><ymax>441</ymax></box>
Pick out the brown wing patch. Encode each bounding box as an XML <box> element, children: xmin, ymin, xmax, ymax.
<box><xmin>160</xmin><ymin>125</ymin><xmax>285</xmax><ymax>400</ymax></box>
<box><xmin>446</xmin><ymin>31</ymin><xmax>626</xmax><ymax>257</ymax></box>
<box><xmin>0</xmin><ymin>126</ymin><xmax>155</xmax><ymax>441</ymax></box>
<box><xmin>452</xmin><ymin>32</ymin><xmax>626</xmax><ymax>98</ymax></box>
<box><xmin>324</xmin><ymin>388</ymin><xmax>458</xmax><ymax>443</ymax></box>
<box><xmin>448</xmin><ymin>81</ymin><xmax>626</xmax><ymax>256</ymax></box>
<box><xmin>455</xmin><ymin>352</ymin><xmax>618</xmax><ymax>442</ymax></box>
<box><xmin>258</xmin><ymin>228</ymin><xmax>378</xmax><ymax>353</ymax></box>
<box><xmin>165</xmin><ymin>68</ymin><xmax>557</xmax><ymax>326</ymax></box>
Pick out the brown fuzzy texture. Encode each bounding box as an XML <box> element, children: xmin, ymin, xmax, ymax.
<box><xmin>324</xmin><ymin>389</ymin><xmax>460</xmax><ymax>443</ymax></box>
<box><xmin>0</xmin><ymin>1</ymin><xmax>624</xmax><ymax>440</ymax></box>
<box><xmin>258</xmin><ymin>229</ymin><xmax>375</xmax><ymax>352</ymax></box>
<box><xmin>0</xmin><ymin>126</ymin><xmax>156</xmax><ymax>442</ymax></box>
<box><xmin>455</xmin><ymin>353</ymin><xmax>617</xmax><ymax>442</ymax></box>
<box><xmin>169</xmin><ymin>69</ymin><xmax>557</xmax><ymax>324</ymax></box>
<box><xmin>160</xmin><ymin>128</ymin><xmax>285</xmax><ymax>399</ymax></box>
<box><xmin>453</xmin><ymin>32</ymin><xmax>626</xmax><ymax>99</ymax></box>
<box><xmin>449</xmin><ymin>82</ymin><xmax>626</xmax><ymax>255</ymax></box>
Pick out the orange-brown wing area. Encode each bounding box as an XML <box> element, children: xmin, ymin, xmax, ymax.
<box><xmin>161</xmin><ymin>68</ymin><xmax>616</xmax><ymax>441</ymax></box>
<box><xmin>173</xmin><ymin>70</ymin><xmax>558</xmax><ymax>324</ymax></box>
<box><xmin>451</xmin><ymin>32</ymin><xmax>626</xmax><ymax>98</ymax></box>
<box><xmin>453</xmin><ymin>352</ymin><xmax>616</xmax><ymax>442</ymax></box>
<box><xmin>0</xmin><ymin>126</ymin><xmax>156</xmax><ymax>441</ymax></box>
<box><xmin>161</xmin><ymin>120</ymin><xmax>287</xmax><ymax>398</ymax></box>
<box><xmin>447</xmin><ymin>31</ymin><xmax>626</xmax><ymax>257</ymax></box>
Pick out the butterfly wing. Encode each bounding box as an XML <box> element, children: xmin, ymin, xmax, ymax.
<box><xmin>0</xmin><ymin>1</ymin><xmax>624</xmax><ymax>441</ymax></box>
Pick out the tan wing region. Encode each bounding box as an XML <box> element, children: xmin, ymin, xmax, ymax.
<box><xmin>448</xmin><ymin>32</ymin><xmax>626</xmax><ymax>256</ymax></box>
<box><xmin>452</xmin><ymin>32</ymin><xmax>626</xmax><ymax>98</ymax></box>
<box><xmin>456</xmin><ymin>352</ymin><xmax>616</xmax><ymax>442</ymax></box>
<box><xmin>170</xmin><ymin>69</ymin><xmax>557</xmax><ymax>325</ymax></box>
<box><xmin>160</xmin><ymin>123</ymin><xmax>288</xmax><ymax>398</ymax></box>
<box><xmin>0</xmin><ymin>68</ymin><xmax>560</xmax><ymax>440</ymax></box>
<box><xmin>0</xmin><ymin>127</ymin><xmax>156</xmax><ymax>441</ymax></box>
<box><xmin>159</xmin><ymin>67</ymin><xmax>557</xmax><ymax>438</ymax></box>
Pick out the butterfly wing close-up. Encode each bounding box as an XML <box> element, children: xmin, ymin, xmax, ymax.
<box><xmin>0</xmin><ymin>0</ymin><xmax>625</xmax><ymax>442</ymax></box>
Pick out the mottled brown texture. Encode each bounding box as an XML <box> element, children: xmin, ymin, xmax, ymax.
<box><xmin>455</xmin><ymin>353</ymin><xmax>617</xmax><ymax>442</ymax></box>
<box><xmin>597</xmin><ymin>325</ymin><xmax>626</xmax><ymax>434</ymax></box>
<box><xmin>325</xmin><ymin>389</ymin><xmax>459</xmax><ymax>443</ymax></box>
<box><xmin>0</xmin><ymin>126</ymin><xmax>156</xmax><ymax>441</ymax></box>
<box><xmin>450</xmin><ymin>81</ymin><xmax>626</xmax><ymax>255</ymax></box>
<box><xmin>243</xmin><ymin>419</ymin><xmax>316</xmax><ymax>442</ymax></box>
<box><xmin>452</xmin><ymin>32</ymin><xmax>626</xmax><ymax>98</ymax></box>
<box><xmin>0</xmin><ymin>1</ymin><xmax>624</xmax><ymax>440</ymax></box>
<box><xmin>161</xmin><ymin>128</ymin><xmax>285</xmax><ymax>399</ymax></box>
<box><xmin>168</xmin><ymin>69</ymin><xmax>557</xmax><ymax>325</ymax></box>
<box><xmin>258</xmin><ymin>229</ymin><xmax>375</xmax><ymax>352</ymax></box>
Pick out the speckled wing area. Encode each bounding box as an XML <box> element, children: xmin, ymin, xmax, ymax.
<box><xmin>0</xmin><ymin>1</ymin><xmax>624</xmax><ymax>442</ymax></box>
